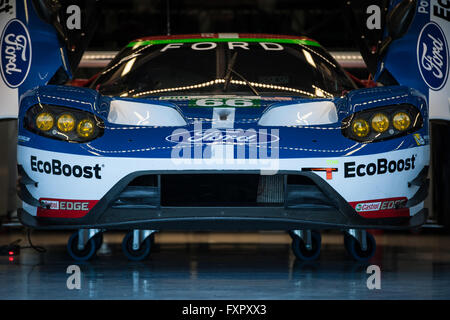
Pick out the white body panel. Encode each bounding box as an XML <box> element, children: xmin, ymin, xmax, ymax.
<box><xmin>258</xmin><ymin>101</ymin><xmax>338</xmax><ymax>126</ymax></box>
<box><xmin>18</xmin><ymin>144</ymin><xmax>429</xmax><ymax>217</ymax></box>
<box><xmin>108</xmin><ymin>100</ymin><xmax>187</xmax><ymax>126</ymax></box>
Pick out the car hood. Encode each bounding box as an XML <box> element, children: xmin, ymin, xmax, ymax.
<box><xmin>108</xmin><ymin>95</ymin><xmax>340</xmax><ymax>128</ymax></box>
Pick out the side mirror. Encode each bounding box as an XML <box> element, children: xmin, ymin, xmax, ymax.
<box><xmin>379</xmin><ymin>0</ymin><xmax>417</xmax><ymax>55</ymax></box>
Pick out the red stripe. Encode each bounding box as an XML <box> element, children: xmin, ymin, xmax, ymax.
<box><xmin>326</xmin><ymin>169</ymin><xmax>333</xmax><ymax>180</ymax></box>
<box><xmin>37</xmin><ymin>198</ymin><xmax>98</xmax><ymax>218</ymax></box>
<box><xmin>349</xmin><ymin>197</ymin><xmax>410</xmax><ymax>219</ymax></box>
<box><xmin>356</xmin><ymin>208</ymin><xmax>410</xmax><ymax>218</ymax></box>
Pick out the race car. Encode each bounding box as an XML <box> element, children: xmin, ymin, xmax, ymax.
<box><xmin>3</xmin><ymin>0</ymin><xmax>444</xmax><ymax>263</ymax></box>
<box><xmin>15</xmin><ymin>31</ymin><xmax>430</xmax><ymax>262</ymax></box>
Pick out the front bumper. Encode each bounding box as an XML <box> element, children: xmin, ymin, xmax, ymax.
<box><xmin>17</xmin><ymin>167</ymin><xmax>429</xmax><ymax>231</ymax></box>
<box><xmin>18</xmin><ymin>206</ymin><xmax>428</xmax><ymax>231</ymax></box>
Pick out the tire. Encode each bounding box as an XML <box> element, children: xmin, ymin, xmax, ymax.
<box><xmin>122</xmin><ymin>231</ymin><xmax>152</xmax><ymax>261</ymax></box>
<box><xmin>67</xmin><ymin>232</ymin><xmax>98</xmax><ymax>261</ymax></box>
<box><xmin>291</xmin><ymin>230</ymin><xmax>321</xmax><ymax>261</ymax></box>
<box><xmin>344</xmin><ymin>232</ymin><xmax>376</xmax><ymax>262</ymax></box>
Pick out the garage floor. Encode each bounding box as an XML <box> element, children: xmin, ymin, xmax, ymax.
<box><xmin>1</xmin><ymin>230</ymin><xmax>450</xmax><ymax>300</ymax></box>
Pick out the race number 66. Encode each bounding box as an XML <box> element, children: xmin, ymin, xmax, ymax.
<box><xmin>194</xmin><ymin>98</ymin><xmax>257</xmax><ymax>107</ymax></box>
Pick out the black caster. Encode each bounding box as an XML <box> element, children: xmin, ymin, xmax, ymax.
<box><xmin>67</xmin><ymin>232</ymin><xmax>99</xmax><ymax>261</ymax></box>
<box><xmin>122</xmin><ymin>231</ymin><xmax>152</xmax><ymax>261</ymax></box>
<box><xmin>344</xmin><ymin>232</ymin><xmax>376</xmax><ymax>262</ymax></box>
<box><xmin>291</xmin><ymin>230</ymin><xmax>321</xmax><ymax>261</ymax></box>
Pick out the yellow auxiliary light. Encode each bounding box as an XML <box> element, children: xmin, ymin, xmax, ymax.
<box><xmin>57</xmin><ymin>113</ymin><xmax>75</xmax><ymax>132</ymax></box>
<box><xmin>393</xmin><ymin>112</ymin><xmax>411</xmax><ymax>131</ymax></box>
<box><xmin>35</xmin><ymin>112</ymin><xmax>54</xmax><ymax>131</ymax></box>
<box><xmin>371</xmin><ymin>113</ymin><xmax>389</xmax><ymax>133</ymax></box>
<box><xmin>352</xmin><ymin>119</ymin><xmax>370</xmax><ymax>137</ymax></box>
<box><xmin>77</xmin><ymin>119</ymin><xmax>95</xmax><ymax>138</ymax></box>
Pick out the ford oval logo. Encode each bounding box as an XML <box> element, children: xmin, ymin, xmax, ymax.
<box><xmin>0</xmin><ymin>19</ymin><xmax>32</xmax><ymax>88</ymax></box>
<box><xmin>417</xmin><ymin>22</ymin><xmax>448</xmax><ymax>91</ymax></box>
<box><xmin>166</xmin><ymin>129</ymin><xmax>280</xmax><ymax>145</ymax></box>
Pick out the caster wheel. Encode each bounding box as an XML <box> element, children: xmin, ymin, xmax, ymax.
<box><xmin>344</xmin><ymin>232</ymin><xmax>376</xmax><ymax>262</ymax></box>
<box><xmin>67</xmin><ymin>232</ymin><xmax>97</xmax><ymax>261</ymax></box>
<box><xmin>122</xmin><ymin>231</ymin><xmax>152</xmax><ymax>261</ymax></box>
<box><xmin>291</xmin><ymin>230</ymin><xmax>321</xmax><ymax>261</ymax></box>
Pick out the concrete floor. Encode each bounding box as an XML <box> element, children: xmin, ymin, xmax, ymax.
<box><xmin>1</xmin><ymin>229</ymin><xmax>450</xmax><ymax>299</ymax></box>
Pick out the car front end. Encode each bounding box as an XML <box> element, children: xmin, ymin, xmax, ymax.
<box><xmin>16</xmin><ymin>34</ymin><xmax>430</xmax><ymax>261</ymax></box>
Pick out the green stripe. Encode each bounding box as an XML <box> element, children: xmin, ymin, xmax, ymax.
<box><xmin>127</xmin><ymin>38</ymin><xmax>320</xmax><ymax>48</ymax></box>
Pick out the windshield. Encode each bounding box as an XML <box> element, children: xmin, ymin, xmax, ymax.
<box><xmin>92</xmin><ymin>38</ymin><xmax>356</xmax><ymax>98</ymax></box>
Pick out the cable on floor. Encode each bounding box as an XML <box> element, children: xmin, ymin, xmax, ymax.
<box><xmin>0</xmin><ymin>228</ymin><xmax>46</xmax><ymax>256</ymax></box>
<box><xmin>22</xmin><ymin>229</ymin><xmax>47</xmax><ymax>253</ymax></box>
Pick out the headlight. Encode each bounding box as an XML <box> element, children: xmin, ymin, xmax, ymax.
<box><xmin>342</xmin><ymin>104</ymin><xmax>423</xmax><ymax>143</ymax></box>
<box><xmin>392</xmin><ymin>112</ymin><xmax>411</xmax><ymax>131</ymax></box>
<box><xmin>371</xmin><ymin>113</ymin><xmax>389</xmax><ymax>133</ymax></box>
<box><xmin>25</xmin><ymin>104</ymin><xmax>104</xmax><ymax>142</ymax></box>
<box><xmin>77</xmin><ymin>119</ymin><xmax>95</xmax><ymax>138</ymax></box>
<box><xmin>57</xmin><ymin>113</ymin><xmax>76</xmax><ymax>132</ymax></box>
<box><xmin>35</xmin><ymin>112</ymin><xmax>54</xmax><ymax>131</ymax></box>
<box><xmin>351</xmin><ymin>119</ymin><xmax>370</xmax><ymax>137</ymax></box>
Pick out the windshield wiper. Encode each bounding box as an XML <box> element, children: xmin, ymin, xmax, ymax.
<box><xmin>223</xmin><ymin>52</ymin><xmax>259</xmax><ymax>96</ymax></box>
<box><xmin>223</xmin><ymin>52</ymin><xmax>238</xmax><ymax>92</ymax></box>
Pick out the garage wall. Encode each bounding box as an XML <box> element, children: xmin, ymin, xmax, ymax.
<box><xmin>0</xmin><ymin>120</ymin><xmax>18</xmax><ymax>220</ymax></box>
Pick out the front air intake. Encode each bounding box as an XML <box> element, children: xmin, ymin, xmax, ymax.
<box><xmin>111</xmin><ymin>173</ymin><xmax>335</xmax><ymax>209</ymax></box>
<box><xmin>161</xmin><ymin>174</ymin><xmax>284</xmax><ymax>207</ymax></box>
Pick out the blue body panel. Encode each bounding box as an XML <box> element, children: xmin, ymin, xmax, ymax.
<box><xmin>375</xmin><ymin>0</ymin><xmax>449</xmax><ymax>99</ymax></box>
<box><xmin>2</xmin><ymin>1</ymin><xmax>69</xmax><ymax>95</ymax></box>
<box><xmin>17</xmin><ymin>84</ymin><xmax>429</xmax><ymax>159</ymax></box>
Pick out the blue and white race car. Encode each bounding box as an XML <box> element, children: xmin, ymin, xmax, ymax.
<box><xmin>3</xmin><ymin>0</ymin><xmax>447</xmax><ymax>262</ymax></box>
<box><xmin>15</xmin><ymin>32</ymin><xmax>430</xmax><ymax>262</ymax></box>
